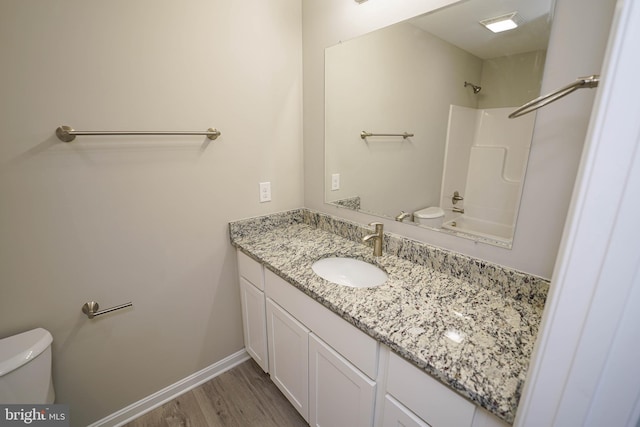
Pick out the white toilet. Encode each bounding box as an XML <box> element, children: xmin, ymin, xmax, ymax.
<box><xmin>0</xmin><ymin>328</ymin><xmax>55</xmax><ymax>404</ymax></box>
<box><xmin>413</xmin><ymin>207</ymin><xmax>445</xmax><ymax>228</ymax></box>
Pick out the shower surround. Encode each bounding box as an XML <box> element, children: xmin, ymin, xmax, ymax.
<box><xmin>440</xmin><ymin>106</ymin><xmax>536</xmax><ymax>245</ymax></box>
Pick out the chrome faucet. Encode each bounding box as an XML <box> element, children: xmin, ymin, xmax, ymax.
<box><xmin>452</xmin><ymin>207</ymin><xmax>465</xmax><ymax>214</ymax></box>
<box><xmin>363</xmin><ymin>222</ymin><xmax>384</xmax><ymax>257</ymax></box>
<box><xmin>395</xmin><ymin>211</ymin><xmax>412</xmax><ymax>222</ymax></box>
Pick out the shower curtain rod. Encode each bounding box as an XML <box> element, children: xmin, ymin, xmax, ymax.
<box><xmin>55</xmin><ymin>125</ymin><xmax>221</xmax><ymax>142</ymax></box>
<box><xmin>509</xmin><ymin>75</ymin><xmax>600</xmax><ymax>118</ymax></box>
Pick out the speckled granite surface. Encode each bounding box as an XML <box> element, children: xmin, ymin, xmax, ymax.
<box><xmin>329</xmin><ymin>196</ymin><xmax>361</xmax><ymax>210</ymax></box>
<box><xmin>229</xmin><ymin>209</ymin><xmax>549</xmax><ymax>424</ymax></box>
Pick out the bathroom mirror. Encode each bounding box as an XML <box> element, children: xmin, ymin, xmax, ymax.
<box><xmin>324</xmin><ymin>0</ymin><xmax>552</xmax><ymax>248</ymax></box>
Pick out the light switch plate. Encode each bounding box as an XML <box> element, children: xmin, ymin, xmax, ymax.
<box><xmin>331</xmin><ymin>173</ymin><xmax>340</xmax><ymax>191</ymax></box>
<box><xmin>259</xmin><ymin>182</ymin><xmax>271</xmax><ymax>202</ymax></box>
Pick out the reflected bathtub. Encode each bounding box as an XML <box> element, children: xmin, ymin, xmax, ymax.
<box><xmin>442</xmin><ymin>215</ymin><xmax>513</xmax><ymax>245</ymax></box>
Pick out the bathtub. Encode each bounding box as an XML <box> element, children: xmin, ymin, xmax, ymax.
<box><xmin>442</xmin><ymin>215</ymin><xmax>513</xmax><ymax>245</ymax></box>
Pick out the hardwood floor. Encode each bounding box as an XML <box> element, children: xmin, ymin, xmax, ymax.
<box><xmin>124</xmin><ymin>359</ymin><xmax>308</xmax><ymax>427</ymax></box>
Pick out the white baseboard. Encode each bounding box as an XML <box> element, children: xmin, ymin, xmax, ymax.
<box><xmin>87</xmin><ymin>349</ymin><xmax>250</xmax><ymax>427</ymax></box>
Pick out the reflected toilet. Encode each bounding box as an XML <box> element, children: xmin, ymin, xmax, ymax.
<box><xmin>413</xmin><ymin>207</ymin><xmax>445</xmax><ymax>228</ymax></box>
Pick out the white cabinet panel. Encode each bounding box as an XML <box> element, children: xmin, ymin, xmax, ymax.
<box><xmin>239</xmin><ymin>277</ymin><xmax>269</xmax><ymax>372</ymax></box>
<box><xmin>266</xmin><ymin>298</ymin><xmax>310</xmax><ymax>422</ymax></box>
<box><xmin>386</xmin><ymin>352</ymin><xmax>474</xmax><ymax>427</ymax></box>
<box><xmin>382</xmin><ymin>394</ymin><xmax>431</xmax><ymax>427</ymax></box>
<box><xmin>309</xmin><ymin>333</ymin><xmax>376</xmax><ymax>427</ymax></box>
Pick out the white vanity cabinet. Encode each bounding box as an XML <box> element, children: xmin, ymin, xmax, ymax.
<box><xmin>236</xmin><ymin>249</ymin><xmax>511</xmax><ymax>427</ymax></box>
<box><xmin>265</xmin><ymin>267</ymin><xmax>379</xmax><ymax>426</ymax></box>
<box><xmin>237</xmin><ymin>251</ymin><xmax>269</xmax><ymax>373</ymax></box>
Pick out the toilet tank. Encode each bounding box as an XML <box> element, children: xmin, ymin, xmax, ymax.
<box><xmin>0</xmin><ymin>328</ymin><xmax>55</xmax><ymax>404</ymax></box>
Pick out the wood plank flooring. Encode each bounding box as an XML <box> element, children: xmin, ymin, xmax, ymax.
<box><xmin>124</xmin><ymin>359</ymin><xmax>308</xmax><ymax>427</ymax></box>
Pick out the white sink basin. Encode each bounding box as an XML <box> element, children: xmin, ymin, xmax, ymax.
<box><xmin>311</xmin><ymin>257</ymin><xmax>388</xmax><ymax>288</ymax></box>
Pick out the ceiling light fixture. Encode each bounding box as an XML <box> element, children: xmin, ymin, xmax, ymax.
<box><xmin>479</xmin><ymin>12</ymin><xmax>522</xmax><ymax>33</ymax></box>
<box><xmin>354</xmin><ymin>0</ymin><xmax>368</xmax><ymax>3</ymax></box>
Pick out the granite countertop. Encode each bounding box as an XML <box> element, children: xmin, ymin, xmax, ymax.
<box><xmin>230</xmin><ymin>210</ymin><xmax>548</xmax><ymax>424</ymax></box>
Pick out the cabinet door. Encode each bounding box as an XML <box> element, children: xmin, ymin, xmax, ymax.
<box><xmin>382</xmin><ymin>394</ymin><xmax>431</xmax><ymax>427</ymax></box>
<box><xmin>239</xmin><ymin>277</ymin><xmax>269</xmax><ymax>372</ymax></box>
<box><xmin>266</xmin><ymin>298</ymin><xmax>310</xmax><ymax>422</ymax></box>
<box><xmin>309</xmin><ymin>333</ymin><xmax>376</xmax><ymax>427</ymax></box>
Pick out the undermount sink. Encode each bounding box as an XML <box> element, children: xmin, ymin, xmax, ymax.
<box><xmin>311</xmin><ymin>257</ymin><xmax>388</xmax><ymax>288</ymax></box>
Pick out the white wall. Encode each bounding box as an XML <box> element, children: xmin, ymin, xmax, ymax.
<box><xmin>303</xmin><ymin>0</ymin><xmax>616</xmax><ymax>279</ymax></box>
<box><xmin>325</xmin><ymin>21</ymin><xmax>481</xmax><ymax>217</ymax></box>
<box><xmin>516</xmin><ymin>0</ymin><xmax>640</xmax><ymax>423</ymax></box>
<box><xmin>0</xmin><ymin>1</ymin><xmax>303</xmax><ymax>426</ymax></box>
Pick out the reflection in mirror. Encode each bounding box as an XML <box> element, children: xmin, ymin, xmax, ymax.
<box><xmin>325</xmin><ymin>0</ymin><xmax>552</xmax><ymax>248</ymax></box>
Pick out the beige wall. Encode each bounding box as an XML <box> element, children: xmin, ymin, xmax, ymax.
<box><xmin>303</xmin><ymin>0</ymin><xmax>615</xmax><ymax>279</ymax></box>
<box><xmin>0</xmin><ymin>0</ymin><xmax>303</xmax><ymax>425</ymax></box>
<box><xmin>478</xmin><ymin>50</ymin><xmax>547</xmax><ymax>109</ymax></box>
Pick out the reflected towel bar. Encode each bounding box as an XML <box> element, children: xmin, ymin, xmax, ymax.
<box><xmin>509</xmin><ymin>75</ymin><xmax>600</xmax><ymax>119</ymax></box>
<box><xmin>82</xmin><ymin>301</ymin><xmax>133</xmax><ymax>319</ymax></box>
<box><xmin>360</xmin><ymin>131</ymin><xmax>414</xmax><ymax>139</ymax></box>
<box><xmin>56</xmin><ymin>125</ymin><xmax>221</xmax><ymax>142</ymax></box>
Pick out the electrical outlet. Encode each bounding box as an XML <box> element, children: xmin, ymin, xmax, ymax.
<box><xmin>259</xmin><ymin>182</ymin><xmax>271</xmax><ymax>202</ymax></box>
<box><xmin>331</xmin><ymin>173</ymin><xmax>340</xmax><ymax>191</ymax></box>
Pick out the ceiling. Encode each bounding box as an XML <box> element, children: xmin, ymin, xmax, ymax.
<box><xmin>409</xmin><ymin>0</ymin><xmax>554</xmax><ymax>59</ymax></box>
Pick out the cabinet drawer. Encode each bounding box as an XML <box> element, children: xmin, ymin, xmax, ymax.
<box><xmin>382</xmin><ymin>394</ymin><xmax>431</xmax><ymax>427</ymax></box>
<box><xmin>264</xmin><ymin>269</ymin><xmax>379</xmax><ymax>379</ymax></box>
<box><xmin>387</xmin><ymin>352</ymin><xmax>474</xmax><ymax>427</ymax></box>
<box><xmin>237</xmin><ymin>250</ymin><xmax>264</xmax><ymax>290</ymax></box>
